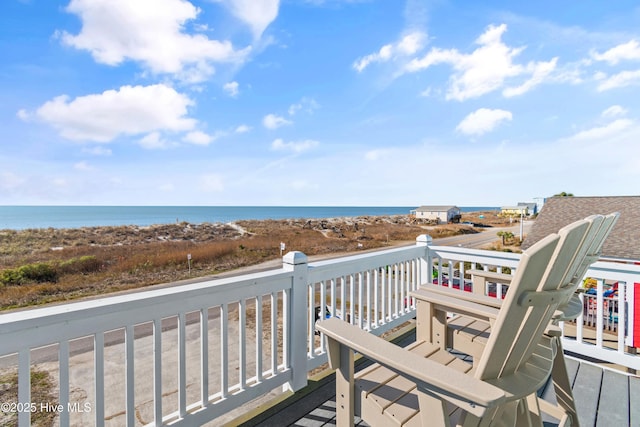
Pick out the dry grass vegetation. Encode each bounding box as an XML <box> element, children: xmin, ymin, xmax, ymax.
<box><xmin>0</xmin><ymin>213</ymin><xmax>504</xmax><ymax>310</ymax></box>
<box><xmin>0</xmin><ymin>369</ymin><xmax>58</xmax><ymax>427</ymax></box>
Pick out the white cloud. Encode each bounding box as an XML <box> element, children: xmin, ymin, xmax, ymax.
<box><xmin>602</xmin><ymin>105</ymin><xmax>628</xmax><ymax>118</ymax></box>
<box><xmin>288</xmin><ymin>97</ymin><xmax>320</xmax><ymax>115</ymax></box>
<box><xmin>596</xmin><ymin>70</ymin><xmax>640</xmax><ymax>91</ymax></box>
<box><xmin>35</xmin><ymin>84</ymin><xmax>196</xmax><ymax>142</ymax></box>
<box><xmin>200</xmin><ymin>174</ymin><xmax>224</xmax><ymax>192</ymax></box>
<box><xmin>591</xmin><ymin>40</ymin><xmax>640</xmax><ymax>65</ymax></box>
<box><xmin>271</xmin><ymin>138</ymin><xmax>319</xmax><ymax>153</ymax></box>
<box><xmin>16</xmin><ymin>109</ymin><xmax>30</xmax><ymax>121</ymax></box>
<box><xmin>223</xmin><ymin>81</ymin><xmax>239</xmax><ymax>97</ymax></box>
<box><xmin>235</xmin><ymin>124</ymin><xmax>251</xmax><ymax>133</ymax></box>
<box><xmin>139</xmin><ymin>131</ymin><xmax>175</xmax><ymax>149</ymax></box>
<box><xmin>73</xmin><ymin>161</ymin><xmax>93</xmax><ymax>171</ymax></box>
<box><xmin>364</xmin><ymin>149</ymin><xmax>391</xmax><ymax>161</ymax></box>
<box><xmin>263</xmin><ymin>113</ymin><xmax>292</xmax><ymax>129</ymax></box>
<box><xmin>566</xmin><ymin>118</ymin><xmax>633</xmax><ymax>141</ymax></box>
<box><xmin>60</xmin><ymin>0</ymin><xmax>250</xmax><ymax>82</ymax></box>
<box><xmin>456</xmin><ymin>108</ymin><xmax>512</xmax><ymax>136</ymax></box>
<box><xmin>82</xmin><ymin>146</ymin><xmax>112</xmax><ymax>156</ymax></box>
<box><xmin>221</xmin><ymin>0</ymin><xmax>280</xmax><ymax>39</ymax></box>
<box><xmin>405</xmin><ymin>24</ymin><xmax>555</xmax><ymax>101</ymax></box>
<box><xmin>503</xmin><ymin>57</ymin><xmax>558</xmax><ymax>97</ymax></box>
<box><xmin>183</xmin><ymin>130</ymin><xmax>216</xmax><ymax>145</ymax></box>
<box><xmin>353</xmin><ymin>31</ymin><xmax>426</xmax><ymax>72</ymax></box>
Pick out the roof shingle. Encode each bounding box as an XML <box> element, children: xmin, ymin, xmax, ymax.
<box><xmin>521</xmin><ymin>196</ymin><xmax>640</xmax><ymax>261</ymax></box>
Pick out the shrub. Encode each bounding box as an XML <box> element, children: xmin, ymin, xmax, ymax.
<box><xmin>58</xmin><ymin>255</ymin><xmax>102</xmax><ymax>275</ymax></box>
<box><xmin>0</xmin><ymin>262</ymin><xmax>58</xmax><ymax>286</ymax></box>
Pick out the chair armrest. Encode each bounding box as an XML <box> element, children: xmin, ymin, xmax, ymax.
<box><xmin>418</xmin><ymin>283</ymin><xmax>503</xmax><ymax>309</ymax></box>
<box><xmin>316</xmin><ymin>318</ymin><xmax>505</xmax><ymax>416</ymax></box>
<box><xmin>411</xmin><ymin>287</ymin><xmax>500</xmax><ymax>321</ymax></box>
<box><xmin>467</xmin><ymin>269</ymin><xmax>514</xmax><ymax>285</ymax></box>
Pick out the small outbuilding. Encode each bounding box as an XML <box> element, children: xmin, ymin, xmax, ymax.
<box><xmin>411</xmin><ymin>205</ymin><xmax>461</xmax><ymax>223</ymax></box>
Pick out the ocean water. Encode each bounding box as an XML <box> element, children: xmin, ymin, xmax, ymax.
<box><xmin>0</xmin><ymin>206</ymin><xmax>499</xmax><ymax>230</ymax></box>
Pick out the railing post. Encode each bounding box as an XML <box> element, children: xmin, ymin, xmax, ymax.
<box><xmin>416</xmin><ymin>234</ymin><xmax>432</xmax><ymax>286</ymax></box>
<box><xmin>283</xmin><ymin>251</ymin><xmax>309</xmax><ymax>392</ymax></box>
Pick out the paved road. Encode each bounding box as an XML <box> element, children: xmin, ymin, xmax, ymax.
<box><xmin>431</xmin><ymin>222</ymin><xmax>532</xmax><ymax>248</ymax></box>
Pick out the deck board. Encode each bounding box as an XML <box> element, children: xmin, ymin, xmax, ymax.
<box><xmin>276</xmin><ymin>358</ymin><xmax>636</xmax><ymax>427</ymax></box>
<box><xmin>596</xmin><ymin>369</ymin><xmax>629</xmax><ymax>426</ymax></box>
<box><xmin>572</xmin><ymin>361</ymin><xmax>604</xmax><ymax>427</ymax></box>
<box><xmin>630</xmin><ymin>375</ymin><xmax>640</xmax><ymax>427</ymax></box>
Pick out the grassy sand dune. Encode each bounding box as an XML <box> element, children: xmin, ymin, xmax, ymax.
<box><xmin>0</xmin><ymin>212</ymin><xmax>510</xmax><ymax>310</ymax></box>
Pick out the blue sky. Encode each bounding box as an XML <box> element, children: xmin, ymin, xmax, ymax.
<box><xmin>2</xmin><ymin>0</ymin><xmax>640</xmax><ymax>206</ymax></box>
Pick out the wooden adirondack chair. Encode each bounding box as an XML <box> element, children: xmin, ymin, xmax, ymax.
<box><xmin>317</xmin><ymin>223</ymin><xmax>583</xmax><ymax>426</ymax></box>
<box><xmin>423</xmin><ymin>213</ymin><xmax>619</xmax><ymax>426</ymax></box>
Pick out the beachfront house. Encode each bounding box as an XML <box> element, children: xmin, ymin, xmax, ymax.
<box><xmin>411</xmin><ymin>205</ymin><xmax>461</xmax><ymax>223</ymax></box>
<box><xmin>518</xmin><ymin>201</ymin><xmax>538</xmax><ymax>215</ymax></box>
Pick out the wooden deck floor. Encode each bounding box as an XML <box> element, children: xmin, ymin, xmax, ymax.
<box><xmin>241</xmin><ymin>330</ymin><xmax>640</xmax><ymax>427</ymax></box>
<box><xmin>276</xmin><ymin>358</ymin><xmax>640</xmax><ymax>427</ymax></box>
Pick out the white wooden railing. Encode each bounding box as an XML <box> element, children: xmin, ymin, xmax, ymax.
<box><xmin>0</xmin><ymin>235</ymin><xmax>638</xmax><ymax>426</ymax></box>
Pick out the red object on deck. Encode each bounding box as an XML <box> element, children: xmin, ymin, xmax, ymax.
<box><xmin>634</xmin><ymin>283</ymin><xmax>640</xmax><ymax>347</ymax></box>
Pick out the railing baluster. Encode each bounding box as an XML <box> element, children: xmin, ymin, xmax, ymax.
<box><xmin>381</xmin><ymin>267</ymin><xmax>387</xmax><ymax>323</ymax></box>
<box><xmin>596</xmin><ymin>279</ymin><xmax>604</xmax><ymax>347</ymax></box>
<box><xmin>220</xmin><ymin>304</ymin><xmax>228</xmax><ymax>398</ymax></box>
<box><xmin>59</xmin><ymin>340</ymin><xmax>70</xmax><ymax>427</ymax></box>
<box><xmin>125</xmin><ymin>324</ymin><xmax>135</xmax><ymax>427</ymax></box>
<box><xmin>330</xmin><ymin>279</ymin><xmax>336</xmax><ymax>318</ymax></box>
<box><xmin>95</xmin><ymin>331</ymin><xmax>105</xmax><ymax>427</ymax></box>
<box><xmin>256</xmin><ymin>296</ymin><xmax>263</xmax><ymax>382</ymax></box>
<box><xmin>239</xmin><ymin>299</ymin><xmax>246</xmax><ymax>390</ymax></box>
<box><xmin>271</xmin><ymin>292</ymin><xmax>277</xmax><ymax>376</ymax></box>
<box><xmin>394</xmin><ymin>264</ymin><xmax>400</xmax><ymax>316</ymax></box>
<box><xmin>200</xmin><ymin>308</ymin><xmax>209</xmax><ymax>406</ymax></box>
<box><xmin>340</xmin><ymin>276</ymin><xmax>347</xmax><ymax>323</ymax></box>
<box><xmin>618</xmin><ymin>282</ymin><xmax>626</xmax><ymax>353</ymax></box>
<box><xmin>283</xmin><ymin>288</ymin><xmax>291</xmax><ymax>371</ymax></box>
<box><xmin>320</xmin><ymin>281</ymin><xmax>327</xmax><ymax>352</ymax></box>
<box><xmin>308</xmin><ymin>284</ymin><xmax>315</xmax><ymax>357</ymax></box>
<box><xmin>358</xmin><ymin>272</ymin><xmax>364</xmax><ymax>328</ymax></box>
<box><xmin>153</xmin><ymin>319</ymin><xmax>162</xmax><ymax>426</ymax></box>
<box><xmin>365</xmin><ymin>270</ymin><xmax>371</xmax><ymax>330</ymax></box>
<box><xmin>373</xmin><ymin>269</ymin><xmax>379</xmax><ymax>327</ymax></box>
<box><xmin>349</xmin><ymin>274</ymin><xmax>355</xmax><ymax>324</ymax></box>
<box><xmin>400</xmin><ymin>263</ymin><xmax>405</xmax><ymax>314</ymax></box>
<box><xmin>18</xmin><ymin>349</ymin><xmax>30</xmax><ymax>426</ymax></box>
<box><xmin>178</xmin><ymin>312</ymin><xmax>186</xmax><ymax>418</ymax></box>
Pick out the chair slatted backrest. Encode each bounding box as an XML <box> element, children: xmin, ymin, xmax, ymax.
<box><xmin>475</xmin><ymin>218</ymin><xmax>593</xmax><ymax>380</ymax></box>
<box><xmin>545</xmin><ymin>212</ymin><xmax>619</xmax><ymax>305</ymax></box>
<box><xmin>564</xmin><ymin>213</ymin><xmax>619</xmax><ymax>291</ymax></box>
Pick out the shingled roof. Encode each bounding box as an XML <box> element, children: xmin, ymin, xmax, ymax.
<box><xmin>521</xmin><ymin>196</ymin><xmax>640</xmax><ymax>261</ymax></box>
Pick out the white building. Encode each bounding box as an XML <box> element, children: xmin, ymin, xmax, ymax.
<box><xmin>411</xmin><ymin>205</ymin><xmax>461</xmax><ymax>223</ymax></box>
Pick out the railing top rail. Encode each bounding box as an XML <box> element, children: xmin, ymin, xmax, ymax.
<box><xmin>427</xmin><ymin>245</ymin><xmax>521</xmax><ymax>266</ymax></box>
<box><xmin>588</xmin><ymin>260</ymin><xmax>640</xmax><ymax>276</ymax></box>
<box><xmin>0</xmin><ymin>267</ymin><xmax>291</xmax><ymax>330</ymax></box>
<box><xmin>308</xmin><ymin>244</ymin><xmax>422</xmax><ymax>269</ymax></box>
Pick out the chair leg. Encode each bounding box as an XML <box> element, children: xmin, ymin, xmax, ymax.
<box><xmin>334</xmin><ymin>342</ymin><xmax>355</xmax><ymax>427</ymax></box>
<box><xmin>418</xmin><ymin>390</ymin><xmax>451</xmax><ymax>427</ymax></box>
<box><xmin>525</xmin><ymin>393</ymin><xmax>543</xmax><ymax>426</ymax></box>
<box><xmin>550</xmin><ymin>341</ymin><xmax>579</xmax><ymax>426</ymax></box>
